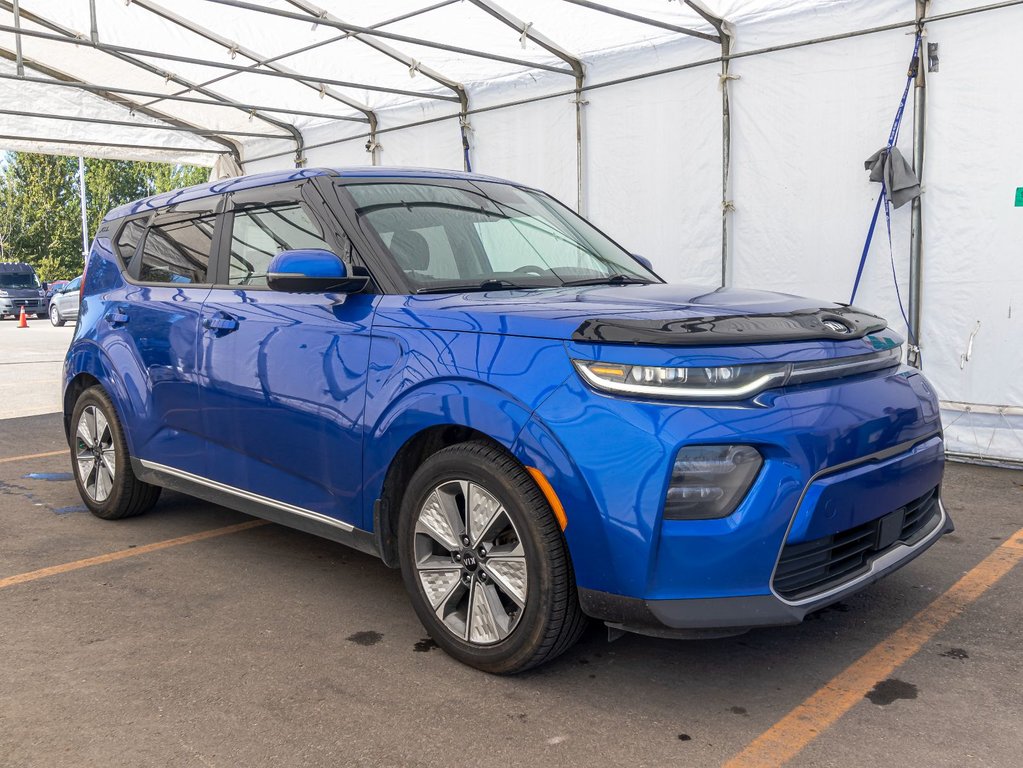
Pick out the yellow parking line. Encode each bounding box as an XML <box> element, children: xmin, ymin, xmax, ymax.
<box><xmin>0</xmin><ymin>449</ymin><xmax>67</xmax><ymax>464</ymax></box>
<box><xmin>0</xmin><ymin>520</ymin><xmax>270</xmax><ymax>590</ymax></box>
<box><xmin>725</xmin><ymin>528</ymin><xmax>1023</xmax><ymax>768</ymax></box>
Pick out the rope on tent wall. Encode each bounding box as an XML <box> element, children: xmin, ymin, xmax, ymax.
<box><xmin>849</xmin><ymin>27</ymin><xmax>923</xmax><ymax>350</ymax></box>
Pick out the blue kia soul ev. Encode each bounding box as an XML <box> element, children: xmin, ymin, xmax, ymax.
<box><xmin>63</xmin><ymin>168</ymin><xmax>950</xmax><ymax>673</ymax></box>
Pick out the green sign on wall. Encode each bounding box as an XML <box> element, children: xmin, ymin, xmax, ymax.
<box><xmin>1016</xmin><ymin>187</ymin><xmax>1023</xmax><ymax>207</ymax></box>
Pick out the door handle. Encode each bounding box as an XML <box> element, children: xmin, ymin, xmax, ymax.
<box><xmin>105</xmin><ymin>309</ymin><xmax>129</xmax><ymax>325</ymax></box>
<box><xmin>203</xmin><ymin>314</ymin><xmax>239</xmax><ymax>333</ymax></box>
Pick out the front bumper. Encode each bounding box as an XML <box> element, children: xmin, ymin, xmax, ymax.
<box><xmin>0</xmin><ymin>298</ymin><xmax>45</xmax><ymax>314</ymax></box>
<box><xmin>580</xmin><ymin>497</ymin><xmax>952</xmax><ymax>637</ymax></box>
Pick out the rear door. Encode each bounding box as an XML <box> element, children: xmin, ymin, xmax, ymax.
<box><xmin>196</xmin><ymin>180</ymin><xmax>377</xmax><ymax>528</ymax></box>
<box><xmin>110</xmin><ymin>199</ymin><xmax>220</xmax><ymax>476</ymax></box>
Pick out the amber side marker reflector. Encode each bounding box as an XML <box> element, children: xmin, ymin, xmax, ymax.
<box><xmin>526</xmin><ymin>467</ymin><xmax>568</xmax><ymax>531</ymax></box>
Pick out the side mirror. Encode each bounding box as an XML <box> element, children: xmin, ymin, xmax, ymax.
<box><xmin>266</xmin><ymin>249</ymin><xmax>369</xmax><ymax>294</ymax></box>
<box><xmin>632</xmin><ymin>254</ymin><xmax>654</xmax><ymax>272</ymax></box>
<box><xmin>41</xmin><ymin>281</ymin><xmax>49</xmax><ymax>290</ymax></box>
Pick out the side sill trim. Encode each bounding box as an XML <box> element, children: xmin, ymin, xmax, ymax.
<box><xmin>134</xmin><ymin>459</ymin><xmax>378</xmax><ymax>558</ymax></box>
<box><xmin>138</xmin><ymin>458</ymin><xmax>355</xmax><ymax>532</ymax></box>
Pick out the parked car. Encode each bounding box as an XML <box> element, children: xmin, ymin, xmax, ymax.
<box><xmin>0</xmin><ymin>261</ymin><xmax>47</xmax><ymax>318</ymax></box>
<box><xmin>48</xmin><ymin>275</ymin><xmax>82</xmax><ymax>326</ymax></box>
<box><xmin>43</xmin><ymin>279</ymin><xmax>71</xmax><ymax>309</ymax></box>
<box><xmin>63</xmin><ymin>168</ymin><xmax>950</xmax><ymax>673</ymax></box>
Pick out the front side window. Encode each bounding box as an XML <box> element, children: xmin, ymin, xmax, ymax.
<box><xmin>226</xmin><ymin>202</ymin><xmax>332</xmax><ymax>286</ymax></box>
<box><xmin>137</xmin><ymin>207</ymin><xmax>218</xmax><ymax>284</ymax></box>
<box><xmin>341</xmin><ymin>181</ymin><xmax>658</xmax><ymax>293</ymax></box>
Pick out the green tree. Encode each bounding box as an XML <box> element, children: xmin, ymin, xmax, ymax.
<box><xmin>0</xmin><ymin>151</ymin><xmax>211</xmax><ymax>280</ymax></box>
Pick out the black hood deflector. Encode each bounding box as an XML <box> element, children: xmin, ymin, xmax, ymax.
<box><xmin>572</xmin><ymin>306</ymin><xmax>888</xmax><ymax>346</ymax></box>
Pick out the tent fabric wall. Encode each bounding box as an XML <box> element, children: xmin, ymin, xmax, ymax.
<box><xmin>2</xmin><ymin>1</ymin><xmax>1020</xmax><ymax>463</ymax></box>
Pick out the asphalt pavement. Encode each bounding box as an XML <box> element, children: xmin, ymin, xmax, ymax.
<box><xmin>1</xmin><ymin>323</ymin><xmax>1021</xmax><ymax>767</ymax></box>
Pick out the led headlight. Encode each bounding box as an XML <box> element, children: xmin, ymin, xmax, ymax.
<box><xmin>572</xmin><ymin>344</ymin><xmax>901</xmax><ymax>401</ymax></box>
<box><xmin>664</xmin><ymin>445</ymin><xmax>763</xmax><ymax>520</ymax></box>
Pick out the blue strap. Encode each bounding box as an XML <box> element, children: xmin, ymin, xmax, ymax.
<box><xmin>849</xmin><ymin>29</ymin><xmax>923</xmax><ymax>338</ymax></box>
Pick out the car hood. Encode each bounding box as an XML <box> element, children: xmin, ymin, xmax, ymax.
<box><xmin>372</xmin><ymin>284</ymin><xmax>886</xmax><ymax>345</ymax></box>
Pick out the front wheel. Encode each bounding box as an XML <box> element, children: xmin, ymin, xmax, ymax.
<box><xmin>49</xmin><ymin>304</ymin><xmax>64</xmax><ymax>327</ymax></box>
<box><xmin>398</xmin><ymin>441</ymin><xmax>585</xmax><ymax>674</ymax></box>
<box><xmin>70</xmin><ymin>386</ymin><xmax>161</xmax><ymax>519</ymax></box>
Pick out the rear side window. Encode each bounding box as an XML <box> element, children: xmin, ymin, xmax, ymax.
<box><xmin>138</xmin><ymin>208</ymin><xmax>218</xmax><ymax>284</ymax></box>
<box><xmin>114</xmin><ymin>219</ymin><xmax>146</xmax><ymax>268</ymax></box>
<box><xmin>226</xmin><ymin>202</ymin><xmax>332</xmax><ymax>286</ymax></box>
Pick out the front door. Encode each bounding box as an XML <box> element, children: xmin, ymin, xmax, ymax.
<box><xmin>197</xmin><ymin>181</ymin><xmax>376</xmax><ymax>529</ymax></box>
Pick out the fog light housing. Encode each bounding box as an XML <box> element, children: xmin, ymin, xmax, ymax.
<box><xmin>664</xmin><ymin>445</ymin><xmax>763</xmax><ymax>520</ymax></box>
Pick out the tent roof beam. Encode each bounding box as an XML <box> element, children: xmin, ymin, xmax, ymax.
<box><xmin>467</xmin><ymin>0</ymin><xmax>583</xmax><ymax>79</ymax></box>
<box><xmin>283</xmin><ymin>0</ymin><xmax>467</xmax><ymax>96</ymax></box>
<box><xmin>0</xmin><ymin>132</ymin><xmax>223</xmax><ymax>155</ymax></box>
<box><xmin>561</xmin><ymin>0</ymin><xmax>719</xmax><ymax>44</ymax></box>
<box><xmin>0</xmin><ymin>108</ymin><xmax>289</xmax><ymax>140</ymax></box>
<box><xmin>201</xmin><ymin>0</ymin><xmax>575</xmax><ymax>77</ymax></box>
<box><xmin>0</xmin><ymin>70</ymin><xmax>367</xmax><ymax>122</ymax></box>
<box><xmin>129</xmin><ymin>0</ymin><xmax>407</xmax><ymax>119</ymax></box>
<box><xmin>2</xmin><ymin>0</ymin><xmax>305</xmax><ymax>163</ymax></box>
<box><xmin>0</xmin><ymin>21</ymin><xmax>458</xmax><ymax>104</ymax></box>
<box><xmin>0</xmin><ymin>47</ymin><xmax>242</xmax><ymax>161</ymax></box>
<box><xmin>140</xmin><ymin>0</ymin><xmax>460</xmax><ymax>111</ymax></box>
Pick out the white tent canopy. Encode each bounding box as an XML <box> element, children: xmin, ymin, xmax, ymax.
<box><xmin>1</xmin><ymin>0</ymin><xmax>1021</xmax><ymax>465</ymax></box>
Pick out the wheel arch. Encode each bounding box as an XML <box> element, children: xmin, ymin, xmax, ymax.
<box><xmin>63</xmin><ymin>344</ymin><xmax>136</xmax><ymax>455</ymax></box>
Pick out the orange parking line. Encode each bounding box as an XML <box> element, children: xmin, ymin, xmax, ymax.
<box><xmin>0</xmin><ymin>449</ymin><xmax>67</xmax><ymax>464</ymax></box>
<box><xmin>0</xmin><ymin>520</ymin><xmax>270</xmax><ymax>590</ymax></box>
<box><xmin>725</xmin><ymin>528</ymin><xmax>1023</xmax><ymax>768</ymax></box>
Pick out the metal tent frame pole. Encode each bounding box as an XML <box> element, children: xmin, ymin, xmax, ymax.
<box><xmin>141</xmin><ymin>0</ymin><xmax>460</xmax><ymax>114</ymax></box>
<box><xmin>908</xmin><ymin>0</ymin><xmax>929</xmax><ymax>369</ymax></box>
<box><xmin>685</xmin><ymin>1</ymin><xmax>733</xmax><ymax>288</ymax></box>
<box><xmin>0</xmin><ymin>133</ymin><xmax>224</xmax><ymax>155</ymax></box>
<box><xmin>467</xmin><ymin>0</ymin><xmax>586</xmax><ymax>211</ymax></box>
<box><xmin>201</xmin><ymin>0</ymin><xmax>575</xmax><ymax>76</ymax></box>
<box><xmin>0</xmin><ymin>108</ymin><xmax>291</xmax><ymax>140</ymax></box>
<box><xmin>0</xmin><ymin>48</ymin><xmax>244</xmax><ymax>162</ymax></box>
<box><xmin>128</xmin><ymin>0</ymin><xmax>381</xmax><ymax>165</ymax></box>
<box><xmin>10</xmin><ymin>0</ymin><xmax>20</xmax><ymax>73</ymax></box>
<box><xmin>282</xmin><ymin>0</ymin><xmax>472</xmax><ymax>169</ymax></box>
<box><xmin>0</xmin><ymin>69</ymin><xmax>364</xmax><ymax>122</ymax></box>
<box><xmin>562</xmin><ymin>0</ymin><xmax>719</xmax><ymax>43</ymax></box>
<box><xmin>1</xmin><ymin>1</ymin><xmax>298</xmax><ymax>164</ymax></box>
<box><xmin>0</xmin><ymin>23</ymin><xmax>458</xmax><ymax>105</ymax></box>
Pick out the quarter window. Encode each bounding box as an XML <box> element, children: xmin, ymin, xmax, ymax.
<box><xmin>227</xmin><ymin>203</ymin><xmax>331</xmax><ymax>286</ymax></box>
<box><xmin>115</xmin><ymin>219</ymin><xmax>147</xmax><ymax>268</ymax></box>
<box><xmin>138</xmin><ymin>209</ymin><xmax>218</xmax><ymax>284</ymax></box>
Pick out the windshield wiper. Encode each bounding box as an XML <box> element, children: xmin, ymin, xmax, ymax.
<box><xmin>561</xmin><ymin>274</ymin><xmax>653</xmax><ymax>287</ymax></box>
<box><xmin>415</xmin><ymin>278</ymin><xmax>528</xmax><ymax>295</ymax></box>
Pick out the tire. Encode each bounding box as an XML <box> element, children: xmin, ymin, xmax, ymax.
<box><xmin>398</xmin><ymin>441</ymin><xmax>586</xmax><ymax>674</ymax></box>
<box><xmin>49</xmin><ymin>304</ymin><xmax>65</xmax><ymax>327</ymax></box>
<box><xmin>70</xmin><ymin>385</ymin><xmax>161</xmax><ymax>520</ymax></box>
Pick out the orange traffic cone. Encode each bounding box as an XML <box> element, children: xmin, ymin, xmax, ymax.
<box><xmin>17</xmin><ymin>306</ymin><xmax>29</xmax><ymax>328</ymax></box>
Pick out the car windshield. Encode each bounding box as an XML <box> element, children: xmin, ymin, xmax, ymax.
<box><xmin>0</xmin><ymin>273</ymin><xmax>39</xmax><ymax>289</ymax></box>
<box><xmin>341</xmin><ymin>180</ymin><xmax>660</xmax><ymax>293</ymax></box>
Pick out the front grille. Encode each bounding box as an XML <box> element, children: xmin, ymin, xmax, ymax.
<box><xmin>773</xmin><ymin>487</ymin><xmax>941</xmax><ymax>601</ymax></box>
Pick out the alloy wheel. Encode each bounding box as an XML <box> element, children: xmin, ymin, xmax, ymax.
<box><xmin>75</xmin><ymin>405</ymin><xmax>116</xmax><ymax>502</ymax></box>
<box><xmin>413</xmin><ymin>479</ymin><xmax>528</xmax><ymax>645</ymax></box>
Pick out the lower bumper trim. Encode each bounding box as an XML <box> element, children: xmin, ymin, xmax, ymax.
<box><xmin>579</xmin><ymin>500</ymin><xmax>954</xmax><ymax>637</ymax></box>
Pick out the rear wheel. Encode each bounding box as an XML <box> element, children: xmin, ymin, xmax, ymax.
<box><xmin>398</xmin><ymin>441</ymin><xmax>585</xmax><ymax>674</ymax></box>
<box><xmin>49</xmin><ymin>304</ymin><xmax>64</xmax><ymax>327</ymax></box>
<box><xmin>70</xmin><ymin>386</ymin><xmax>161</xmax><ymax>519</ymax></box>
